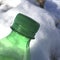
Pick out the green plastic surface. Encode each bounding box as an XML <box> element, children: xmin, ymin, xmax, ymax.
<box><xmin>11</xmin><ymin>13</ymin><xmax>40</xmax><ymax>39</ymax></box>
<box><xmin>0</xmin><ymin>31</ymin><xmax>30</xmax><ymax>60</ymax></box>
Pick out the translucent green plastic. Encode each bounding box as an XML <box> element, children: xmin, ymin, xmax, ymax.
<box><xmin>0</xmin><ymin>31</ymin><xmax>30</xmax><ymax>60</ymax></box>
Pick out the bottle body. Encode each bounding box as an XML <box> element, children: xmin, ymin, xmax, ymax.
<box><xmin>0</xmin><ymin>31</ymin><xmax>30</xmax><ymax>60</ymax></box>
<box><xmin>0</xmin><ymin>13</ymin><xmax>40</xmax><ymax>60</ymax></box>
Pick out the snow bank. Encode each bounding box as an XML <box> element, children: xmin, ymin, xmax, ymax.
<box><xmin>45</xmin><ymin>0</ymin><xmax>60</xmax><ymax>20</ymax></box>
<box><xmin>0</xmin><ymin>0</ymin><xmax>60</xmax><ymax>60</ymax></box>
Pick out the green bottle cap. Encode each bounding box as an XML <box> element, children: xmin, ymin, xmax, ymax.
<box><xmin>11</xmin><ymin>13</ymin><xmax>40</xmax><ymax>39</ymax></box>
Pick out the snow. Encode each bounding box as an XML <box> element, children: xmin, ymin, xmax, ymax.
<box><xmin>0</xmin><ymin>0</ymin><xmax>23</xmax><ymax>7</ymax></box>
<box><xmin>0</xmin><ymin>24</ymin><xmax>11</xmax><ymax>39</ymax></box>
<box><xmin>45</xmin><ymin>0</ymin><xmax>60</xmax><ymax>20</ymax></box>
<box><xmin>0</xmin><ymin>0</ymin><xmax>60</xmax><ymax>60</ymax></box>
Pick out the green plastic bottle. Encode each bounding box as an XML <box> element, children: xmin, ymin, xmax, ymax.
<box><xmin>0</xmin><ymin>13</ymin><xmax>40</xmax><ymax>60</ymax></box>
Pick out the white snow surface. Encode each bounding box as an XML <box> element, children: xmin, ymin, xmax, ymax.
<box><xmin>0</xmin><ymin>0</ymin><xmax>60</xmax><ymax>60</ymax></box>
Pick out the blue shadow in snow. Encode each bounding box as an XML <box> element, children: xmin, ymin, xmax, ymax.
<box><xmin>45</xmin><ymin>1</ymin><xmax>60</xmax><ymax>19</ymax></box>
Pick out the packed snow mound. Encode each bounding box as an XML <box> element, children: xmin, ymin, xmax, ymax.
<box><xmin>45</xmin><ymin>0</ymin><xmax>60</xmax><ymax>20</ymax></box>
<box><xmin>0</xmin><ymin>0</ymin><xmax>60</xmax><ymax>60</ymax></box>
<box><xmin>0</xmin><ymin>0</ymin><xmax>24</xmax><ymax>7</ymax></box>
<box><xmin>0</xmin><ymin>24</ymin><xmax>11</xmax><ymax>39</ymax></box>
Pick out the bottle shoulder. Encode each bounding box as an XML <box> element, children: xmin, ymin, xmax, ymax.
<box><xmin>0</xmin><ymin>31</ymin><xmax>18</xmax><ymax>47</ymax></box>
<box><xmin>0</xmin><ymin>37</ymin><xmax>13</xmax><ymax>47</ymax></box>
<box><xmin>0</xmin><ymin>37</ymin><xmax>26</xmax><ymax>60</ymax></box>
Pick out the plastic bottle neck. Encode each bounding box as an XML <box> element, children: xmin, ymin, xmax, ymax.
<box><xmin>7</xmin><ymin>30</ymin><xmax>31</xmax><ymax>51</ymax></box>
